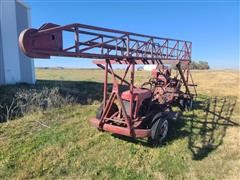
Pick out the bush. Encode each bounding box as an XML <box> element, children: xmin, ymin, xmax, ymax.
<box><xmin>0</xmin><ymin>87</ymin><xmax>75</xmax><ymax>122</ymax></box>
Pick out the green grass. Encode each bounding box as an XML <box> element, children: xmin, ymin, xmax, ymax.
<box><xmin>0</xmin><ymin>69</ymin><xmax>239</xmax><ymax>179</ymax></box>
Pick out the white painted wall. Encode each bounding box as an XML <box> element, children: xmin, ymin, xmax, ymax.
<box><xmin>0</xmin><ymin>24</ymin><xmax>5</xmax><ymax>84</ymax></box>
<box><xmin>143</xmin><ymin>65</ymin><xmax>157</xmax><ymax>71</ymax></box>
<box><xmin>0</xmin><ymin>0</ymin><xmax>35</xmax><ymax>85</ymax></box>
<box><xmin>16</xmin><ymin>0</ymin><xmax>35</xmax><ymax>84</ymax></box>
<box><xmin>0</xmin><ymin>0</ymin><xmax>21</xmax><ymax>84</ymax></box>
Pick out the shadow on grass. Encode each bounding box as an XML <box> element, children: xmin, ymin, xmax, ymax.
<box><xmin>163</xmin><ymin>95</ymin><xmax>239</xmax><ymax>160</ymax></box>
<box><xmin>0</xmin><ymin>80</ymin><xmax>104</xmax><ymax>105</ymax></box>
<box><xmin>0</xmin><ymin>80</ymin><xmax>129</xmax><ymax>122</ymax></box>
<box><xmin>0</xmin><ymin>80</ymin><xmax>106</xmax><ymax>122</ymax></box>
<box><xmin>186</xmin><ymin>96</ymin><xmax>239</xmax><ymax>160</ymax></box>
<box><xmin>35</xmin><ymin>79</ymin><xmax>129</xmax><ymax>104</ymax></box>
<box><xmin>36</xmin><ymin>80</ymin><xmax>104</xmax><ymax>104</ymax></box>
<box><xmin>113</xmin><ymin>95</ymin><xmax>239</xmax><ymax>161</ymax></box>
<box><xmin>0</xmin><ymin>80</ymin><xmax>238</xmax><ymax>160</ymax></box>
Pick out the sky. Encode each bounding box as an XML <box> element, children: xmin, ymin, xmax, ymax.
<box><xmin>25</xmin><ymin>0</ymin><xmax>239</xmax><ymax>69</ymax></box>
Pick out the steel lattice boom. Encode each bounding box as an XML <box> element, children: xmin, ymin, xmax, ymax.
<box><xmin>19</xmin><ymin>23</ymin><xmax>191</xmax><ymax>65</ymax></box>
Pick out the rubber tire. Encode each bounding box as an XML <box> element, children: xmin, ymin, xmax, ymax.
<box><xmin>148</xmin><ymin>112</ymin><xmax>169</xmax><ymax>147</ymax></box>
<box><xmin>96</xmin><ymin>103</ymin><xmax>118</xmax><ymax>119</ymax></box>
<box><xmin>179</xmin><ymin>98</ymin><xmax>193</xmax><ymax>111</ymax></box>
<box><xmin>186</xmin><ymin>98</ymin><xmax>193</xmax><ymax>111</ymax></box>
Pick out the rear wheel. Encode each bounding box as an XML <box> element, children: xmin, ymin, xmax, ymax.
<box><xmin>148</xmin><ymin>112</ymin><xmax>169</xmax><ymax>146</ymax></box>
<box><xmin>179</xmin><ymin>97</ymin><xmax>193</xmax><ymax>111</ymax></box>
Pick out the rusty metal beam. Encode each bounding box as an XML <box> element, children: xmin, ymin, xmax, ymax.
<box><xmin>19</xmin><ymin>23</ymin><xmax>192</xmax><ymax>64</ymax></box>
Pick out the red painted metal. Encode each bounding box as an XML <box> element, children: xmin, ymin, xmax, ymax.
<box><xmin>18</xmin><ymin>22</ymin><xmax>197</xmax><ymax>140</ymax></box>
<box><xmin>121</xmin><ymin>88</ymin><xmax>152</xmax><ymax>118</ymax></box>
<box><xmin>19</xmin><ymin>23</ymin><xmax>192</xmax><ymax>63</ymax></box>
<box><xmin>121</xmin><ymin>89</ymin><xmax>152</xmax><ymax>102</ymax></box>
<box><xmin>90</xmin><ymin>118</ymin><xmax>151</xmax><ymax>138</ymax></box>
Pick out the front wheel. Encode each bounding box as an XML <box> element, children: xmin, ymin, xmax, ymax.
<box><xmin>96</xmin><ymin>103</ymin><xmax>118</xmax><ymax>119</ymax></box>
<box><xmin>148</xmin><ymin>112</ymin><xmax>169</xmax><ymax>146</ymax></box>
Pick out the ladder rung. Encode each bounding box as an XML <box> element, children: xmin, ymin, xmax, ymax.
<box><xmin>187</xmin><ymin>84</ymin><xmax>197</xmax><ymax>87</ymax></box>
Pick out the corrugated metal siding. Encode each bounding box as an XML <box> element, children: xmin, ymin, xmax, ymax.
<box><xmin>16</xmin><ymin>1</ymin><xmax>35</xmax><ymax>84</ymax></box>
<box><xmin>0</xmin><ymin>23</ymin><xmax>5</xmax><ymax>85</ymax></box>
<box><xmin>0</xmin><ymin>0</ymin><xmax>35</xmax><ymax>85</ymax></box>
<box><xmin>0</xmin><ymin>0</ymin><xmax>21</xmax><ymax>84</ymax></box>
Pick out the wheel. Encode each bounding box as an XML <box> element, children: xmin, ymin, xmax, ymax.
<box><xmin>179</xmin><ymin>97</ymin><xmax>193</xmax><ymax>111</ymax></box>
<box><xmin>186</xmin><ymin>98</ymin><xmax>193</xmax><ymax>111</ymax></box>
<box><xmin>148</xmin><ymin>112</ymin><xmax>169</xmax><ymax>146</ymax></box>
<box><xmin>96</xmin><ymin>103</ymin><xmax>118</xmax><ymax>119</ymax></box>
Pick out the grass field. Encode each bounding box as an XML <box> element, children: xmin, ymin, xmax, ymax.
<box><xmin>0</xmin><ymin>68</ymin><xmax>239</xmax><ymax>179</ymax></box>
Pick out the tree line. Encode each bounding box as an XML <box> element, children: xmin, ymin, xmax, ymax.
<box><xmin>189</xmin><ymin>61</ymin><xmax>210</xmax><ymax>70</ymax></box>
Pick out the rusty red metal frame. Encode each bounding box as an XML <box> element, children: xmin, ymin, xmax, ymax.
<box><xmin>89</xmin><ymin>58</ymin><xmax>154</xmax><ymax>138</ymax></box>
<box><xmin>19</xmin><ymin>22</ymin><xmax>194</xmax><ymax>138</ymax></box>
<box><xmin>19</xmin><ymin>23</ymin><xmax>192</xmax><ymax>63</ymax></box>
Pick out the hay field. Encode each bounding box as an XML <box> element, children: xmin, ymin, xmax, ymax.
<box><xmin>0</xmin><ymin>68</ymin><xmax>239</xmax><ymax>179</ymax></box>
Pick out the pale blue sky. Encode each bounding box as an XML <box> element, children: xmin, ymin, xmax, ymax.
<box><xmin>25</xmin><ymin>0</ymin><xmax>239</xmax><ymax>69</ymax></box>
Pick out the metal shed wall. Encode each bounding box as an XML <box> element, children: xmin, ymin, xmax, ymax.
<box><xmin>0</xmin><ymin>25</ymin><xmax>5</xmax><ymax>84</ymax></box>
<box><xmin>16</xmin><ymin>0</ymin><xmax>35</xmax><ymax>84</ymax></box>
<box><xmin>0</xmin><ymin>0</ymin><xmax>35</xmax><ymax>85</ymax></box>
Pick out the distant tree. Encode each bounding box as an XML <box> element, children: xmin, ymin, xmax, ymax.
<box><xmin>189</xmin><ymin>61</ymin><xmax>210</xmax><ymax>70</ymax></box>
<box><xmin>171</xmin><ymin>61</ymin><xmax>210</xmax><ymax>70</ymax></box>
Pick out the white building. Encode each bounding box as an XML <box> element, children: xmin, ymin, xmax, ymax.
<box><xmin>143</xmin><ymin>64</ymin><xmax>157</xmax><ymax>71</ymax></box>
<box><xmin>0</xmin><ymin>0</ymin><xmax>35</xmax><ymax>85</ymax></box>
